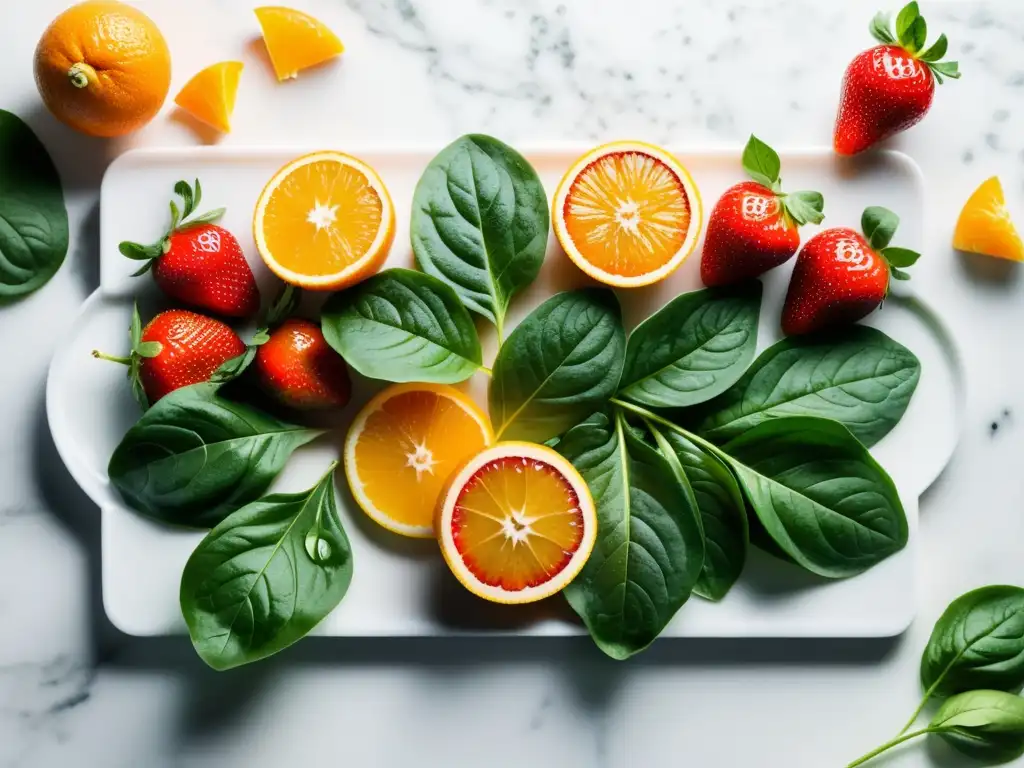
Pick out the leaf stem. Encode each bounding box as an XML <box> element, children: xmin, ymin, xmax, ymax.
<box><xmin>609</xmin><ymin>397</ymin><xmax>724</xmax><ymax>455</ymax></box>
<box><xmin>478</xmin><ymin>364</ymin><xmax>492</xmax><ymax>376</ymax></box>
<box><xmin>91</xmin><ymin>350</ymin><xmax>131</xmax><ymax>366</ymax></box>
<box><xmin>844</xmin><ymin>728</ymin><xmax>931</xmax><ymax>768</ymax></box>
<box><xmin>896</xmin><ymin>679</ymin><xmax>941</xmax><ymax>735</ymax></box>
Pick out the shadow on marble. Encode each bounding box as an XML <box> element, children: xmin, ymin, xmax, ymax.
<box><xmin>22</xmin><ymin>103</ymin><xmax>123</xmax><ymax>193</ymax></box>
<box><xmin>956</xmin><ymin>248</ymin><xmax>1022</xmax><ymax>286</ymax></box>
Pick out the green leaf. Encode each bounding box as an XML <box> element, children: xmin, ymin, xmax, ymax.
<box><xmin>930</xmin><ymin>60</ymin><xmax>962</xmax><ymax>80</ymax></box>
<box><xmin>174</xmin><ymin>180</ymin><xmax>195</xmax><ymax>219</ymax></box>
<box><xmin>617</xmin><ymin>283</ymin><xmax>761</xmax><ymax>409</ymax></box>
<box><xmin>862</xmin><ymin>206</ymin><xmax>900</xmax><ymax>251</ymax></box>
<box><xmin>895</xmin><ymin>1</ymin><xmax>920</xmax><ymax>42</ymax></box>
<box><xmin>904</xmin><ymin>16</ymin><xmax>927</xmax><ymax>54</ymax></box>
<box><xmin>781</xmin><ymin>190</ymin><xmax>825</xmax><ymax>226</ymax></box>
<box><xmin>411</xmin><ymin>134</ymin><xmax>548</xmax><ymax>333</ymax></box>
<box><xmin>882</xmin><ymin>246</ymin><xmax>920</xmax><ymax>268</ymax></box>
<box><xmin>135</xmin><ymin>341</ymin><xmax>162</xmax><ymax>358</ymax></box>
<box><xmin>180</xmin><ymin>464</ymin><xmax>353</xmax><ymax>671</ymax></box>
<box><xmin>0</xmin><ymin>110</ymin><xmax>68</xmax><ymax>298</ymax></box>
<box><xmin>930</xmin><ymin>690</ymin><xmax>1024</xmax><ymax>762</ymax></box>
<box><xmin>489</xmin><ymin>289</ymin><xmax>625</xmax><ymax>442</ymax></box>
<box><xmin>210</xmin><ymin>346</ymin><xmax>259</xmax><ymax>383</ymax></box>
<box><xmin>891</xmin><ymin>267</ymin><xmax>912</xmax><ymax>281</ymax></box>
<box><xmin>169</xmin><ymin>200</ymin><xmax>181</xmax><ymax>233</ymax></box>
<box><xmin>264</xmin><ymin>284</ymin><xmax>300</xmax><ymax>328</ymax></box>
<box><xmin>920</xmin><ymin>585</ymin><xmax>1024</xmax><ymax>698</ymax></box>
<box><xmin>721</xmin><ymin>416</ymin><xmax>908</xmax><ymax>578</ymax></box>
<box><xmin>558</xmin><ymin>411</ymin><xmax>704</xmax><ymax>659</ymax></box>
<box><xmin>655</xmin><ymin>428</ymin><xmax>747</xmax><ymax>601</ymax></box>
<box><xmin>693</xmin><ymin>326</ymin><xmax>921</xmax><ymax>448</ymax></box>
<box><xmin>870</xmin><ymin>11</ymin><xmax>896</xmax><ymax>44</ymax></box>
<box><xmin>919</xmin><ymin>33</ymin><xmax>948</xmax><ymax>62</ymax></box>
<box><xmin>321</xmin><ymin>268</ymin><xmax>482</xmax><ymax>384</ymax></box>
<box><xmin>118</xmin><ymin>241</ymin><xmax>162</xmax><ymax>261</ymax></box>
<box><xmin>742</xmin><ymin>135</ymin><xmax>781</xmax><ymax>189</ymax></box>
<box><xmin>108</xmin><ymin>383</ymin><xmax>322</xmax><ymax>528</ymax></box>
<box><xmin>183</xmin><ymin>208</ymin><xmax>225</xmax><ymax>227</ymax></box>
<box><xmin>130</xmin><ymin>302</ymin><xmax>143</xmax><ymax>349</ymax></box>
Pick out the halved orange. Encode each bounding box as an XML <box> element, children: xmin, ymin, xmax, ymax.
<box><xmin>345</xmin><ymin>383</ymin><xmax>493</xmax><ymax>538</ymax></box>
<box><xmin>254</xmin><ymin>151</ymin><xmax>395</xmax><ymax>290</ymax></box>
<box><xmin>174</xmin><ymin>61</ymin><xmax>243</xmax><ymax>133</ymax></box>
<box><xmin>953</xmin><ymin>176</ymin><xmax>1024</xmax><ymax>262</ymax></box>
<box><xmin>255</xmin><ymin>6</ymin><xmax>344</xmax><ymax>81</ymax></box>
<box><xmin>436</xmin><ymin>442</ymin><xmax>597</xmax><ymax>604</ymax></box>
<box><xmin>552</xmin><ymin>141</ymin><xmax>703</xmax><ymax>287</ymax></box>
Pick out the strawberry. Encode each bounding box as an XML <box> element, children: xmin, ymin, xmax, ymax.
<box><xmin>701</xmin><ymin>136</ymin><xmax>825</xmax><ymax>287</ymax></box>
<box><xmin>119</xmin><ymin>179</ymin><xmax>260</xmax><ymax>318</ymax></box>
<box><xmin>781</xmin><ymin>206</ymin><xmax>920</xmax><ymax>335</ymax></box>
<box><xmin>93</xmin><ymin>305</ymin><xmax>246</xmax><ymax>407</ymax></box>
<box><xmin>255</xmin><ymin>318</ymin><xmax>351</xmax><ymax>410</ymax></box>
<box><xmin>835</xmin><ymin>2</ymin><xmax>960</xmax><ymax>156</ymax></box>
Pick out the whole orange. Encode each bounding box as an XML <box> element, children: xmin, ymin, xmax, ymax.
<box><xmin>34</xmin><ymin>1</ymin><xmax>171</xmax><ymax>137</ymax></box>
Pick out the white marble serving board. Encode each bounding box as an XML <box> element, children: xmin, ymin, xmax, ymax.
<box><xmin>46</xmin><ymin>146</ymin><xmax>962</xmax><ymax>638</ymax></box>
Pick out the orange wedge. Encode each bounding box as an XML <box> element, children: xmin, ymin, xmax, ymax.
<box><xmin>255</xmin><ymin>6</ymin><xmax>344</xmax><ymax>81</ymax></box>
<box><xmin>254</xmin><ymin>151</ymin><xmax>395</xmax><ymax>290</ymax></box>
<box><xmin>345</xmin><ymin>383</ymin><xmax>494</xmax><ymax>538</ymax></box>
<box><xmin>552</xmin><ymin>141</ymin><xmax>703</xmax><ymax>287</ymax></box>
<box><xmin>174</xmin><ymin>61</ymin><xmax>243</xmax><ymax>133</ymax></box>
<box><xmin>436</xmin><ymin>442</ymin><xmax>597</xmax><ymax>604</ymax></box>
<box><xmin>953</xmin><ymin>176</ymin><xmax>1024</xmax><ymax>262</ymax></box>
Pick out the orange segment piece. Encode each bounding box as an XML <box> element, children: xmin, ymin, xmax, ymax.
<box><xmin>254</xmin><ymin>151</ymin><xmax>395</xmax><ymax>290</ymax></box>
<box><xmin>254</xmin><ymin>6</ymin><xmax>344</xmax><ymax>81</ymax></box>
<box><xmin>553</xmin><ymin>141</ymin><xmax>703</xmax><ymax>288</ymax></box>
<box><xmin>345</xmin><ymin>383</ymin><xmax>493</xmax><ymax>538</ymax></box>
<box><xmin>174</xmin><ymin>61</ymin><xmax>243</xmax><ymax>133</ymax></box>
<box><xmin>953</xmin><ymin>176</ymin><xmax>1024</xmax><ymax>262</ymax></box>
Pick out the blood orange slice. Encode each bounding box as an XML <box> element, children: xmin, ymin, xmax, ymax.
<box><xmin>436</xmin><ymin>442</ymin><xmax>597</xmax><ymax>604</ymax></box>
<box><xmin>552</xmin><ymin>141</ymin><xmax>702</xmax><ymax>287</ymax></box>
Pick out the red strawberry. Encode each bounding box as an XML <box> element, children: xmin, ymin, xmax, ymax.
<box><xmin>254</xmin><ymin>318</ymin><xmax>351</xmax><ymax>409</ymax></box>
<box><xmin>701</xmin><ymin>136</ymin><xmax>825</xmax><ymax>287</ymax></box>
<box><xmin>835</xmin><ymin>2</ymin><xmax>960</xmax><ymax>156</ymax></box>
<box><xmin>781</xmin><ymin>206</ymin><xmax>920</xmax><ymax>335</ymax></box>
<box><xmin>93</xmin><ymin>305</ymin><xmax>246</xmax><ymax>407</ymax></box>
<box><xmin>120</xmin><ymin>180</ymin><xmax>260</xmax><ymax>318</ymax></box>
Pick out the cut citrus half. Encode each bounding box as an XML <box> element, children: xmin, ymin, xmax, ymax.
<box><xmin>436</xmin><ymin>442</ymin><xmax>597</xmax><ymax>604</ymax></box>
<box><xmin>345</xmin><ymin>383</ymin><xmax>493</xmax><ymax>538</ymax></box>
<box><xmin>953</xmin><ymin>176</ymin><xmax>1024</xmax><ymax>262</ymax></box>
<box><xmin>552</xmin><ymin>141</ymin><xmax>703</xmax><ymax>287</ymax></box>
<box><xmin>254</xmin><ymin>151</ymin><xmax>395</xmax><ymax>290</ymax></box>
<box><xmin>254</xmin><ymin>6</ymin><xmax>344</xmax><ymax>81</ymax></box>
<box><xmin>174</xmin><ymin>61</ymin><xmax>243</xmax><ymax>133</ymax></box>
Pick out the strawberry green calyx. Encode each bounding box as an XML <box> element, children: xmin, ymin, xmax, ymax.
<box><xmin>861</xmin><ymin>206</ymin><xmax>921</xmax><ymax>289</ymax></box>
<box><xmin>210</xmin><ymin>284</ymin><xmax>302</xmax><ymax>384</ymax></box>
<box><xmin>119</xmin><ymin>179</ymin><xmax>226</xmax><ymax>276</ymax></box>
<box><xmin>91</xmin><ymin>303</ymin><xmax>162</xmax><ymax>409</ymax></box>
<box><xmin>870</xmin><ymin>2</ymin><xmax>961</xmax><ymax>84</ymax></box>
<box><xmin>742</xmin><ymin>135</ymin><xmax>826</xmax><ymax>227</ymax></box>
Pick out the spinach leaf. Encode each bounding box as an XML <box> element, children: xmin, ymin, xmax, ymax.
<box><xmin>489</xmin><ymin>289</ymin><xmax>625</xmax><ymax>442</ymax></box>
<box><xmin>558</xmin><ymin>411</ymin><xmax>703</xmax><ymax>659</ymax></box>
<box><xmin>321</xmin><ymin>268</ymin><xmax>482</xmax><ymax>384</ymax></box>
<box><xmin>920</xmin><ymin>585</ymin><xmax>1024</xmax><ymax>698</ymax></box>
<box><xmin>617</xmin><ymin>283</ymin><xmax>761</xmax><ymax>409</ymax></box>
<box><xmin>108</xmin><ymin>383</ymin><xmax>321</xmax><ymax>528</ymax></box>
<box><xmin>721</xmin><ymin>416</ymin><xmax>907</xmax><ymax>578</ymax></box>
<box><xmin>0</xmin><ymin>110</ymin><xmax>68</xmax><ymax>297</ymax></box>
<box><xmin>694</xmin><ymin>326</ymin><xmax>920</xmax><ymax>447</ymax></box>
<box><xmin>930</xmin><ymin>690</ymin><xmax>1024</xmax><ymax>763</ymax></box>
<box><xmin>411</xmin><ymin>134</ymin><xmax>548</xmax><ymax>335</ymax></box>
<box><xmin>180</xmin><ymin>464</ymin><xmax>353</xmax><ymax>670</ymax></box>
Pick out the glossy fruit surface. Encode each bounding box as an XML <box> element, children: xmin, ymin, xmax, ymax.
<box><xmin>174</xmin><ymin>61</ymin><xmax>243</xmax><ymax>133</ymax></box>
<box><xmin>255</xmin><ymin>6</ymin><xmax>344</xmax><ymax>81</ymax></box>
<box><xmin>953</xmin><ymin>177</ymin><xmax>1024</xmax><ymax>262</ymax></box>
<box><xmin>255</xmin><ymin>318</ymin><xmax>351</xmax><ymax>409</ymax></box>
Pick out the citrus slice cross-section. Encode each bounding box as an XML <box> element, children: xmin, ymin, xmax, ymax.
<box><xmin>553</xmin><ymin>141</ymin><xmax>703</xmax><ymax>288</ymax></box>
<box><xmin>174</xmin><ymin>61</ymin><xmax>243</xmax><ymax>133</ymax></box>
<box><xmin>254</xmin><ymin>151</ymin><xmax>395</xmax><ymax>290</ymax></box>
<box><xmin>436</xmin><ymin>442</ymin><xmax>597</xmax><ymax>604</ymax></box>
<box><xmin>254</xmin><ymin>6</ymin><xmax>344</xmax><ymax>81</ymax></box>
<box><xmin>953</xmin><ymin>176</ymin><xmax>1024</xmax><ymax>262</ymax></box>
<box><xmin>345</xmin><ymin>383</ymin><xmax>493</xmax><ymax>538</ymax></box>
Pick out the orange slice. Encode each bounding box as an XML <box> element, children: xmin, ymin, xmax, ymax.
<box><xmin>552</xmin><ymin>141</ymin><xmax>703</xmax><ymax>287</ymax></box>
<box><xmin>254</xmin><ymin>6</ymin><xmax>344</xmax><ymax>81</ymax></box>
<box><xmin>953</xmin><ymin>176</ymin><xmax>1024</xmax><ymax>262</ymax></box>
<box><xmin>345</xmin><ymin>383</ymin><xmax>493</xmax><ymax>538</ymax></box>
<box><xmin>253</xmin><ymin>151</ymin><xmax>395</xmax><ymax>290</ymax></box>
<box><xmin>436</xmin><ymin>442</ymin><xmax>597</xmax><ymax>604</ymax></box>
<box><xmin>174</xmin><ymin>61</ymin><xmax>243</xmax><ymax>133</ymax></box>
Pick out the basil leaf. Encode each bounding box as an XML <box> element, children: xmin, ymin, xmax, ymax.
<box><xmin>489</xmin><ymin>289</ymin><xmax>625</xmax><ymax>442</ymax></box>
<box><xmin>882</xmin><ymin>246</ymin><xmax>920</xmax><ymax>268</ymax></box>
<box><xmin>108</xmin><ymin>383</ymin><xmax>322</xmax><ymax>528</ymax></box>
<box><xmin>180</xmin><ymin>465</ymin><xmax>353</xmax><ymax>670</ymax></box>
<box><xmin>862</xmin><ymin>206</ymin><xmax>900</xmax><ymax>251</ymax></box>
<box><xmin>411</xmin><ymin>134</ymin><xmax>548</xmax><ymax>333</ymax></box>
<box><xmin>321</xmin><ymin>268</ymin><xmax>482</xmax><ymax>384</ymax></box>
<box><xmin>920</xmin><ymin>33</ymin><xmax>948</xmax><ymax>62</ymax></box>
<box><xmin>781</xmin><ymin>190</ymin><xmax>825</xmax><ymax>226</ymax></box>
<box><xmin>558</xmin><ymin>411</ymin><xmax>703</xmax><ymax>659</ymax></box>
<box><xmin>655</xmin><ymin>429</ymin><xmax>747</xmax><ymax>601</ymax></box>
<box><xmin>930</xmin><ymin>690</ymin><xmax>1024</xmax><ymax>762</ymax></box>
<box><xmin>920</xmin><ymin>585</ymin><xmax>1024</xmax><ymax>698</ymax></box>
<box><xmin>694</xmin><ymin>326</ymin><xmax>920</xmax><ymax>448</ymax></box>
<box><xmin>741</xmin><ymin>135</ymin><xmax>781</xmax><ymax>189</ymax></box>
<box><xmin>0</xmin><ymin>110</ymin><xmax>68</xmax><ymax>298</ymax></box>
<box><xmin>722</xmin><ymin>416</ymin><xmax>908</xmax><ymax>579</ymax></box>
<box><xmin>895</xmin><ymin>1</ymin><xmax>920</xmax><ymax>43</ymax></box>
<box><xmin>617</xmin><ymin>283</ymin><xmax>761</xmax><ymax>409</ymax></box>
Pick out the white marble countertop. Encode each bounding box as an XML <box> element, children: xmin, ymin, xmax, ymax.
<box><xmin>2</xmin><ymin>0</ymin><xmax>1023</xmax><ymax>766</ymax></box>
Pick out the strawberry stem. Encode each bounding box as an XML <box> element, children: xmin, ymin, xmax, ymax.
<box><xmin>91</xmin><ymin>350</ymin><xmax>131</xmax><ymax>366</ymax></box>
